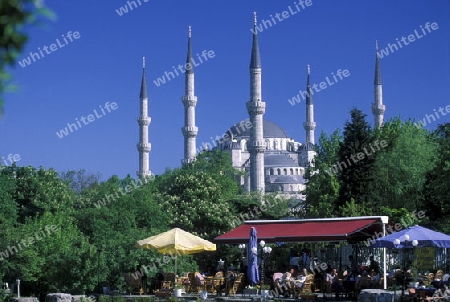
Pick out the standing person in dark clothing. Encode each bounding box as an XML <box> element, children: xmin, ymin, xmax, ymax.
<box><xmin>349</xmin><ymin>255</ymin><xmax>360</xmax><ymax>275</ymax></box>
<box><xmin>369</xmin><ymin>255</ymin><xmax>380</xmax><ymax>274</ymax></box>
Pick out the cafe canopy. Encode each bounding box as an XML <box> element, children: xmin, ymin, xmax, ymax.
<box><xmin>214</xmin><ymin>216</ymin><xmax>389</xmax><ymax>244</ymax></box>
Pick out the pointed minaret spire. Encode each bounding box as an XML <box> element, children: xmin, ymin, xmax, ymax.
<box><xmin>140</xmin><ymin>57</ymin><xmax>147</xmax><ymax>99</ymax></box>
<box><xmin>182</xmin><ymin>26</ymin><xmax>198</xmax><ymax>165</ymax></box>
<box><xmin>250</xmin><ymin>12</ymin><xmax>261</xmax><ymax>68</ymax></box>
<box><xmin>186</xmin><ymin>25</ymin><xmax>194</xmax><ymax>75</ymax></box>
<box><xmin>303</xmin><ymin>65</ymin><xmax>316</xmax><ymax>144</ymax></box>
<box><xmin>137</xmin><ymin>57</ymin><xmax>152</xmax><ymax>178</ymax></box>
<box><xmin>246</xmin><ymin>12</ymin><xmax>266</xmax><ymax>193</ymax></box>
<box><xmin>372</xmin><ymin>40</ymin><xmax>385</xmax><ymax>127</ymax></box>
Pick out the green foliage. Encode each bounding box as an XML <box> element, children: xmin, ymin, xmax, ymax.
<box><xmin>303</xmin><ymin>129</ymin><xmax>342</xmax><ymax>218</ymax></box>
<box><xmin>0</xmin><ymin>119</ymin><xmax>448</xmax><ymax>298</ymax></box>
<box><xmin>4</xmin><ymin>165</ymin><xmax>77</xmax><ymax>221</ymax></box>
<box><xmin>368</xmin><ymin>120</ymin><xmax>438</xmax><ymax>212</ymax></box>
<box><xmin>422</xmin><ymin>123</ymin><xmax>450</xmax><ymax>233</ymax></box>
<box><xmin>155</xmin><ymin>150</ymin><xmax>242</xmax><ymax>239</ymax></box>
<box><xmin>59</xmin><ymin>169</ymin><xmax>101</xmax><ymax>194</ymax></box>
<box><xmin>380</xmin><ymin>207</ymin><xmax>416</xmax><ymax>226</ymax></box>
<box><xmin>0</xmin><ymin>289</ymin><xmax>11</xmax><ymax>302</ymax></box>
<box><xmin>337</xmin><ymin>108</ymin><xmax>375</xmax><ymax>212</ymax></box>
<box><xmin>0</xmin><ymin>0</ymin><xmax>55</xmax><ymax>116</ymax></box>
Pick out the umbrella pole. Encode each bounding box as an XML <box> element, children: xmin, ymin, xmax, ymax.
<box><xmin>175</xmin><ymin>255</ymin><xmax>177</xmax><ymax>277</ymax></box>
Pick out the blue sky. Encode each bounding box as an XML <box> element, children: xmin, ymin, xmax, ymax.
<box><xmin>1</xmin><ymin>0</ymin><xmax>449</xmax><ymax>180</ymax></box>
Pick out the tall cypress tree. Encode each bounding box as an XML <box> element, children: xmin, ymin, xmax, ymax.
<box><xmin>336</xmin><ymin>108</ymin><xmax>375</xmax><ymax>213</ymax></box>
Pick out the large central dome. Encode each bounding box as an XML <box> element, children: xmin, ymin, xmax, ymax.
<box><xmin>226</xmin><ymin>119</ymin><xmax>289</xmax><ymax>139</ymax></box>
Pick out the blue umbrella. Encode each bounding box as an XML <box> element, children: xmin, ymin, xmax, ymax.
<box><xmin>247</xmin><ymin>227</ymin><xmax>259</xmax><ymax>285</ymax></box>
<box><xmin>370</xmin><ymin>225</ymin><xmax>450</xmax><ymax>248</ymax></box>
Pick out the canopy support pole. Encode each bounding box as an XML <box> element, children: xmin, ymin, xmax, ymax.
<box><xmin>382</xmin><ymin>218</ymin><xmax>388</xmax><ymax>289</ymax></box>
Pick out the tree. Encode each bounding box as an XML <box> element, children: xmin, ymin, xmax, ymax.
<box><xmin>422</xmin><ymin>123</ymin><xmax>450</xmax><ymax>233</ymax></box>
<box><xmin>59</xmin><ymin>169</ymin><xmax>101</xmax><ymax>194</ymax></box>
<box><xmin>157</xmin><ymin>170</ymin><xmax>236</xmax><ymax>239</ymax></box>
<box><xmin>337</xmin><ymin>108</ymin><xmax>375</xmax><ymax>214</ymax></box>
<box><xmin>2</xmin><ymin>165</ymin><xmax>77</xmax><ymax>222</ymax></box>
<box><xmin>73</xmin><ymin>175</ymin><xmax>172</xmax><ymax>288</ymax></box>
<box><xmin>368</xmin><ymin>120</ymin><xmax>438</xmax><ymax>213</ymax></box>
<box><xmin>303</xmin><ymin>129</ymin><xmax>342</xmax><ymax>218</ymax></box>
<box><xmin>5</xmin><ymin>211</ymin><xmax>93</xmax><ymax>299</ymax></box>
<box><xmin>0</xmin><ymin>0</ymin><xmax>54</xmax><ymax>115</ymax></box>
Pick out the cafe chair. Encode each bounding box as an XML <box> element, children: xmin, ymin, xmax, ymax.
<box><xmin>187</xmin><ymin>272</ymin><xmax>198</xmax><ymax>293</ymax></box>
<box><xmin>228</xmin><ymin>273</ymin><xmax>244</xmax><ymax>295</ymax></box>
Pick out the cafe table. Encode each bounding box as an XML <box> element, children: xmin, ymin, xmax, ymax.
<box><xmin>358</xmin><ymin>289</ymin><xmax>401</xmax><ymax>302</ymax></box>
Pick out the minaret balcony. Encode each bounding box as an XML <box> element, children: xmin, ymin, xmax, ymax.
<box><xmin>303</xmin><ymin>121</ymin><xmax>317</xmax><ymax>130</ymax></box>
<box><xmin>182</xmin><ymin>126</ymin><xmax>198</xmax><ymax>137</ymax></box>
<box><xmin>246</xmin><ymin>101</ymin><xmax>266</xmax><ymax>115</ymax></box>
<box><xmin>137</xmin><ymin>142</ymin><xmax>151</xmax><ymax>152</ymax></box>
<box><xmin>136</xmin><ymin>170</ymin><xmax>152</xmax><ymax>177</ymax></box>
<box><xmin>182</xmin><ymin>95</ymin><xmax>198</xmax><ymax>107</ymax></box>
<box><xmin>248</xmin><ymin>141</ymin><xmax>266</xmax><ymax>153</ymax></box>
<box><xmin>371</xmin><ymin>103</ymin><xmax>386</xmax><ymax>115</ymax></box>
<box><xmin>137</xmin><ymin>116</ymin><xmax>151</xmax><ymax>126</ymax></box>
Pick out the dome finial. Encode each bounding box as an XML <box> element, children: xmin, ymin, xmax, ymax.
<box><xmin>375</xmin><ymin>39</ymin><xmax>379</xmax><ymax>51</ymax></box>
<box><xmin>188</xmin><ymin>25</ymin><xmax>192</xmax><ymax>38</ymax></box>
<box><xmin>307</xmin><ymin>64</ymin><xmax>311</xmax><ymax>75</ymax></box>
<box><xmin>142</xmin><ymin>57</ymin><xmax>146</xmax><ymax>69</ymax></box>
<box><xmin>253</xmin><ymin>12</ymin><xmax>257</xmax><ymax>26</ymax></box>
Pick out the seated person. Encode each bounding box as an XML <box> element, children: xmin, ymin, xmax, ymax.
<box><xmin>278</xmin><ymin>271</ymin><xmax>295</xmax><ymax>297</ymax></box>
<box><xmin>290</xmin><ymin>266</ymin><xmax>299</xmax><ymax>279</ymax></box>
<box><xmin>327</xmin><ymin>268</ymin><xmax>343</xmax><ymax>296</ymax></box>
<box><xmin>370</xmin><ymin>270</ymin><xmax>381</xmax><ymax>288</ymax></box>
<box><xmin>154</xmin><ymin>268</ymin><xmax>165</xmax><ymax>291</ymax></box>
<box><xmin>224</xmin><ymin>270</ymin><xmax>237</xmax><ymax>295</ymax></box>
<box><xmin>282</xmin><ymin>271</ymin><xmax>294</xmax><ymax>282</ymax></box>
<box><xmin>356</xmin><ymin>271</ymin><xmax>372</xmax><ymax>292</ymax></box>
<box><xmin>327</xmin><ymin>268</ymin><xmax>338</xmax><ymax>284</ymax></box>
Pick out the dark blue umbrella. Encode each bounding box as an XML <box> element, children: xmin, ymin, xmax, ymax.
<box><xmin>370</xmin><ymin>225</ymin><xmax>450</xmax><ymax>248</ymax></box>
<box><xmin>247</xmin><ymin>227</ymin><xmax>259</xmax><ymax>285</ymax></box>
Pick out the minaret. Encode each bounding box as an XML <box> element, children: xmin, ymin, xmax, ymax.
<box><xmin>246</xmin><ymin>12</ymin><xmax>266</xmax><ymax>193</ymax></box>
<box><xmin>182</xmin><ymin>26</ymin><xmax>198</xmax><ymax>165</ymax></box>
<box><xmin>372</xmin><ymin>40</ymin><xmax>385</xmax><ymax>127</ymax></box>
<box><xmin>303</xmin><ymin>65</ymin><xmax>316</xmax><ymax>144</ymax></box>
<box><xmin>137</xmin><ymin>57</ymin><xmax>152</xmax><ymax>178</ymax></box>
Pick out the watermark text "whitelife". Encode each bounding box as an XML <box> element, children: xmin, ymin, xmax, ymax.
<box><xmin>0</xmin><ymin>225</ymin><xmax>59</xmax><ymax>260</ymax></box>
<box><xmin>56</xmin><ymin>102</ymin><xmax>118</xmax><ymax>139</ymax></box>
<box><xmin>325</xmin><ymin>140</ymin><xmax>388</xmax><ymax>176</ymax></box>
<box><xmin>377</xmin><ymin>22</ymin><xmax>438</xmax><ymax>59</ymax></box>
<box><xmin>414</xmin><ymin>104</ymin><xmax>450</xmax><ymax>129</ymax></box>
<box><xmin>251</xmin><ymin>0</ymin><xmax>313</xmax><ymax>34</ymax></box>
<box><xmin>153</xmin><ymin>50</ymin><xmax>215</xmax><ymax>87</ymax></box>
<box><xmin>115</xmin><ymin>0</ymin><xmax>148</xmax><ymax>16</ymax></box>
<box><xmin>288</xmin><ymin>69</ymin><xmax>350</xmax><ymax>106</ymax></box>
<box><xmin>18</xmin><ymin>31</ymin><xmax>81</xmax><ymax>68</ymax></box>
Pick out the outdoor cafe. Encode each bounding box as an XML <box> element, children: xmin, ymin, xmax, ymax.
<box><xmin>122</xmin><ymin>216</ymin><xmax>450</xmax><ymax>302</ymax></box>
<box><xmin>214</xmin><ymin>216</ymin><xmax>450</xmax><ymax>301</ymax></box>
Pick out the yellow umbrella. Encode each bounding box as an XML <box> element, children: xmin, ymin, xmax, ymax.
<box><xmin>135</xmin><ymin>228</ymin><xmax>216</xmax><ymax>274</ymax></box>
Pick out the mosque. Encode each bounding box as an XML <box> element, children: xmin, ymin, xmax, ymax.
<box><xmin>135</xmin><ymin>15</ymin><xmax>386</xmax><ymax>198</ymax></box>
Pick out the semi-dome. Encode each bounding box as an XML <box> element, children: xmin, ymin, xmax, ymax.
<box><xmin>226</xmin><ymin>119</ymin><xmax>289</xmax><ymax>139</ymax></box>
